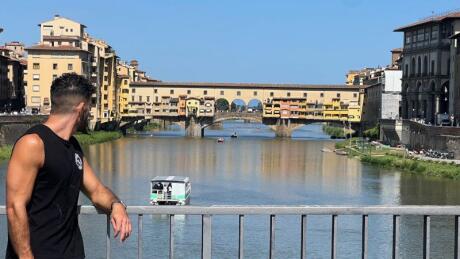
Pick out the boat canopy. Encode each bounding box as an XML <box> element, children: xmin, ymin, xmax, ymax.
<box><xmin>151</xmin><ymin>176</ymin><xmax>190</xmax><ymax>183</ymax></box>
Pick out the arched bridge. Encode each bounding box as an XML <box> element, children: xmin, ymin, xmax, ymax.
<box><xmin>204</xmin><ymin>112</ymin><xmax>263</xmax><ymax>128</ymax></box>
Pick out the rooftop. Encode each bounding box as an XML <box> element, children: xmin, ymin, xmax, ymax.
<box><xmin>395</xmin><ymin>10</ymin><xmax>460</xmax><ymax>32</ymax></box>
<box><xmin>25</xmin><ymin>44</ymin><xmax>89</xmax><ymax>53</ymax></box>
<box><xmin>43</xmin><ymin>35</ymin><xmax>81</xmax><ymax>41</ymax></box>
<box><xmin>131</xmin><ymin>81</ymin><xmax>364</xmax><ymax>90</ymax></box>
<box><xmin>151</xmin><ymin>176</ymin><xmax>189</xmax><ymax>183</ymax></box>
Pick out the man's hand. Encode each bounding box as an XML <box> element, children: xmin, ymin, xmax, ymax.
<box><xmin>110</xmin><ymin>203</ymin><xmax>132</xmax><ymax>242</ymax></box>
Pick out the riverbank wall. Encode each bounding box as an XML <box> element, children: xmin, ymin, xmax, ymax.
<box><xmin>380</xmin><ymin>119</ymin><xmax>460</xmax><ymax>159</ymax></box>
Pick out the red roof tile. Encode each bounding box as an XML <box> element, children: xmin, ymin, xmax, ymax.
<box><xmin>395</xmin><ymin>11</ymin><xmax>460</xmax><ymax>31</ymax></box>
<box><xmin>25</xmin><ymin>44</ymin><xmax>89</xmax><ymax>52</ymax></box>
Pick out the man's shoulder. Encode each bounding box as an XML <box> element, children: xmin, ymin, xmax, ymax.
<box><xmin>16</xmin><ymin>133</ymin><xmax>44</xmax><ymax>149</ymax></box>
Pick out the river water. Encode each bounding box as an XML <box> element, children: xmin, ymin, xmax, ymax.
<box><xmin>2</xmin><ymin>122</ymin><xmax>460</xmax><ymax>258</ymax></box>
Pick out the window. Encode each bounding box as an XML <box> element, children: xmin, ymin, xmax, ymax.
<box><xmin>431</xmin><ymin>25</ymin><xmax>439</xmax><ymax>40</ymax></box>
<box><xmin>170</xmin><ymin>89</ymin><xmax>174</xmax><ymax>94</ymax></box>
<box><xmin>31</xmin><ymin>96</ymin><xmax>41</xmax><ymax>103</ymax></box>
<box><xmin>303</xmin><ymin>93</ymin><xmax>307</xmax><ymax>98</ymax></box>
<box><xmin>147</xmin><ymin>96</ymin><xmax>150</xmax><ymax>102</ymax></box>
<box><xmin>423</xmin><ymin>56</ymin><xmax>428</xmax><ymax>75</ymax></box>
<box><xmin>154</xmin><ymin>89</ymin><xmax>158</xmax><ymax>94</ymax></box>
<box><xmin>353</xmin><ymin>93</ymin><xmax>358</xmax><ymax>98</ymax></box>
<box><xmin>431</xmin><ymin>60</ymin><xmax>435</xmax><ymax>76</ymax></box>
<box><xmin>139</xmin><ymin>96</ymin><xmax>142</xmax><ymax>102</ymax></box>
<box><xmin>287</xmin><ymin>92</ymin><xmax>291</xmax><ymax>97</ymax></box>
<box><xmin>104</xmin><ymin>76</ymin><xmax>108</xmax><ymax>81</ymax></box>
<box><xmin>405</xmin><ymin>32</ymin><xmax>412</xmax><ymax>45</ymax></box>
<box><xmin>53</xmin><ymin>63</ymin><xmax>58</xmax><ymax>70</ymax></box>
<box><xmin>187</xmin><ymin>90</ymin><xmax>191</xmax><ymax>94</ymax></box>
<box><xmin>270</xmin><ymin>92</ymin><xmax>274</xmax><ymax>97</ymax></box>
<box><xmin>405</xmin><ymin>64</ymin><xmax>409</xmax><ymax>77</ymax></box>
<box><xmin>237</xmin><ymin>91</ymin><xmax>241</xmax><ymax>96</ymax></box>
<box><xmin>337</xmin><ymin>93</ymin><xmax>340</xmax><ymax>98</ymax></box>
<box><xmin>131</xmin><ymin>96</ymin><xmax>135</xmax><ymax>102</ymax></box>
<box><xmin>32</xmin><ymin>85</ymin><xmax>40</xmax><ymax>92</ymax></box>
<box><xmin>253</xmin><ymin>91</ymin><xmax>257</xmax><ymax>96</ymax></box>
<box><xmin>320</xmin><ymin>93</ymin><xmax>324</xmax><ymax>98</ymax></box>
<box><xmin>52</xmin><ymin>74</ymin><xmax>57</xmax><ymax>81</ymax></box>
<box><xmin>66</xmin><ymin>63</ymin><xmax>73</xmax><ymax>71</ymax></box>
<box><xmin>132</xmin><ymin>88</ymin><xmax>136</xmax><ymax>93</ymax></box>
<box><xmin>33</xmin><ymin>63</ymin><xmax>40</xmax><ymax>69</ymax></box>
<box><xmin>203</xmin><ymin>90</ymin><xmax>208</xmax><ymax>95</ymax></box>
<box><xmin>104</xmin><ymin>94</ymin><xmax>108</xmax><ymax>100</ymax></box>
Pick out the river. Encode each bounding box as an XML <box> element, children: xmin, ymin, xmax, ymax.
<box><xmin>1</xmin><ymin>122</ymin><xmax>460</xmax><ymax>258</ymax></box>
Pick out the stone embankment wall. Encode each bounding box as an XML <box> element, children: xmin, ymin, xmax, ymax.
<box><xmin>0</xmin><ymin>115</ymin><xmax>47</xmax><ymax>146</ymax></box>
<box><xmin>380</xmin><ymin>119</ymin><xmax>460</xmax><ymax>159</ymax></box>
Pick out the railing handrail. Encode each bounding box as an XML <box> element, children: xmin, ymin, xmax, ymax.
<box><xmin>2</xmin><ymin>205</ymin><xmax>460</xmax><ymax>215</ymax></box>
<box><xmin>3</xmin><ymin>205</ymin><xmax>460</xmax><ymax>259</ymax></box>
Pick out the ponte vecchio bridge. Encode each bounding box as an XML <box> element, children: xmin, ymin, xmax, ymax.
<box><xmin>125</xmin><ymin>82</ymin><xmax>367</xmax><ymax>137</ymax></box>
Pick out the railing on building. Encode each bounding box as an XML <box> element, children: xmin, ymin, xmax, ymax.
<box><xmin>2</xmin><ymin>205</ymin><xmax>460</xmax><ymax>259</ymax></box>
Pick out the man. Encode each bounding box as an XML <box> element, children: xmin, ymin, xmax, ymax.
<box><xmin>5</xmin><ymin>73</ymin><xmax>132</xmax><ymax>259</ymax></box>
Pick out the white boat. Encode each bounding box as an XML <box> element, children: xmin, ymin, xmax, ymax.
<box><xmin>150</xmin><ymin>176</ymin><xmax>191</xmax><ymax>205</ymax></box>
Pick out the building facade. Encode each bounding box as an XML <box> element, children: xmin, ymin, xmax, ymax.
<box><xmin>395</xmin><ymin>11</ymin><xmax>460</xmax><ymax>124</ymax></box>
<box><xmin>0</xmin><ymin>46</ymin><xmax>26</xmax><ymax>112</ymax></box>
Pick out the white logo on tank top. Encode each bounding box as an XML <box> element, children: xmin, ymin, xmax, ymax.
<box><xmin>75</xmin><ymin>153</ymin><xmax>83</xmax><ymax>170</ymax></box>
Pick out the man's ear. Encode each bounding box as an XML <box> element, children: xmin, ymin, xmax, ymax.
<box><xmin>75</xmin><ymin>101</ymin><xmax>85</xmax><ymax>113</ymax></box>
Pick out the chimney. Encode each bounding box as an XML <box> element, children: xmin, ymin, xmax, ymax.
<box><xmin>130</xmin><ymin>60</ymin><xmax>139</xmax><ymax>70</ymax></box>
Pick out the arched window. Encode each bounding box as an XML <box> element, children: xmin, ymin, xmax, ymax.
<box><xmin>431</xmin><ymin>60</ymin><xmax>435</xmax><ymax>76</ymax></box>
<box><xmin>411</xmin><ymin>58</ymin><xmax>416</xmax><ymax>76</ymax></box>
<box><xmin>423</xmin><ymin>56</ymin><xmax>428</xmax><ymax>76</ymax></box>
<box><xmin>417</xmin><ymin>56</ymin><xmax>422</xmax><ymax>76</ymax></box>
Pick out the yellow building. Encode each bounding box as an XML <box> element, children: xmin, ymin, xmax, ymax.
<box><xmin>25</xmin><ymin>15</ymin><xmax>91</xmax><ymax>114</ymax></box>
<box><xmin>25</xmin><ymin>15</ymin><xmax>121</xmax><ymax>128</ymax></box>
<box><xmin>25</xmin><ymin>45</ymin><xmax>91</xmax><ymax>113</ymax></box>
<box><xmin>117</xmin><ymin>60</ymin><xmax>157</xmax><ymax>117</ymax></box>
<box><xmin>85</xmin><ymin>37</ymin><xmax>118</xmax><ymax>122</ymax></box>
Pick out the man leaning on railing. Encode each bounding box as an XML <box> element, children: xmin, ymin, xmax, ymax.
<box><xmin>5</xmin><ymin>73</ymin><xmax>132</xmax><ymax>259</ymax></box>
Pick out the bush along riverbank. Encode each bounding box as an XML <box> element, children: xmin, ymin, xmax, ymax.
<box><xmin>0</xmin><ymin>145</ymin><xmax>13</xmax><ymax>161</ymax></box>
<box><xmin>74</xmin><ymin>131</ymin><xmax>122</xmax><ymax>146</ymax></box>
<box><xmin>335</xmin><ymin>139</ymin><xmax>460</xmax><ymax>179</ymax></box>
<box><xmin>0</xmin><ymin>131</ymin><xmax>122</xmax><ymax>162</ymax></box>
<box><xmin>322</xmin><ymin>125</ymin><xmax>351</xmax><ymax>139</ymax></box>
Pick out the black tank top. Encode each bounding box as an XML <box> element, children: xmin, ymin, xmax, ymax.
<box><xmin>6</xmin><ymin>124</ymin><xmax>85</xmax><ymax>259</ymax></box>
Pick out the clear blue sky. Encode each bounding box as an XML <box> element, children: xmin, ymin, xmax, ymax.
<box><xmin>0</xmin><ymin>1</ymin><xmax>459</xmax><ymax>84</ymax></box>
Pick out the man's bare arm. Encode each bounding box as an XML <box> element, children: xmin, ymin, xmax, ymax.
<box><xmin>81</xmin><ymin>158</ymin><xmax>132</xmax><ymax>241</ymax></box>
<box><xmin>6</xmin><ymin>134</ymin><xmax>44</xmax><ymax>259</ymax></box>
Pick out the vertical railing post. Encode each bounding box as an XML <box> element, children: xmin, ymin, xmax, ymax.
<box><xmin>331</xmin><ymin>215</ymin><xmax>338</xmax><ymax>259</ymax></box>
<box><xmin>392</xmin><ymin>215</ymin><xmax>400</xmax><ymax>259</ymax></box>
<box><xmin>362</xmin><ymin>215</ymin><xmax>368</xmax><ymax>259</ymax></box>
<box><xmin>202</xmin><ymin>215</ymin><xmax>212</xmax><ymax>259</ymax></box>
<box><xmin>138</xmin><ymin>214</ymin><xmax>143</xmax><ymax>259</ymax></box>
<box><xmin>423</xmin><ymin>215</ymin><xmax>430</xmax><ymax>259</ymax></box>
<box><xmin>270</xmin><ymin>215</ymin><xmax>276</xmax><ymax>259</ymax></box>
<box><xmin>239</xmin><ymin>215</ymin><xmax>244</xmax><ymax>259</ymax></box>
<box><xmin>455</xmin><ymin>216</ymin><xmax>460</xmax><ymax>259</ymax></box>
<box><xmin>106</xmin><ymin>215</ymin><xmax>111</xmax><ymax>259</ymax></box>
<box><xmin>301</xmin><ymin>215</ymin><xmax>307</xmax><ymax>259</ymax></box>
<box><xmin>170</xmin><ymin>214</ymin><xmax>174</xmax><ymax>259</ymax></box>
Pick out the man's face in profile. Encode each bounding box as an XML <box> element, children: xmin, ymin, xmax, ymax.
<box><xmin>77</xmin><ymin>102</ymin><xmax>91</xmax><ymax>133</ymax></box>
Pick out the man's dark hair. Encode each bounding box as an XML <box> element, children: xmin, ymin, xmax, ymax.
<box><xmin>50</xmin><ymin>73</ymin><xmax>96</xmax><ymax>114</ymax></box>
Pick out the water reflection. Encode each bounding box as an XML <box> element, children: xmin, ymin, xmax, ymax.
<box><xmin>1</xmin><ymin>123</ymin><xmax>460</xmax><ymax>258</ymax></box>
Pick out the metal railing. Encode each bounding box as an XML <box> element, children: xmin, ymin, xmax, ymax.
<box><xmin>2</xmin><ymin>205</ymin><xmax>460</xmax><ymax>259</ymax></box>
